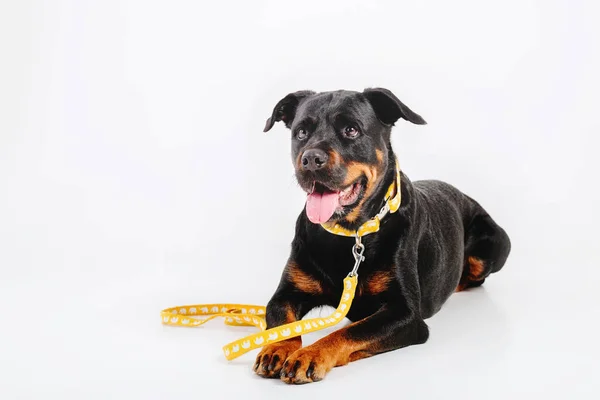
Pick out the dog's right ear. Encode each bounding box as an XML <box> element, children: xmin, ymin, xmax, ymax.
<box><xmin>263</xmin><ymin>90</ymin><xmax>315</xmax><ymax>132</ymax></box>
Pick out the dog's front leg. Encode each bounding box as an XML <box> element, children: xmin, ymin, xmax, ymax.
<box><xmin>254</xmin><ymin>278</ymin><xmax>320</xmax><ymax>378</ymax></box>
<box><xmin>253</xmin><ymin>295</ymin><xmax>302</xmax><ymax>378</ymax></box>
<box><xmin>279</xmin><ymin>306</ymin><xmax>429</xmax><ymax>384</ymax></box>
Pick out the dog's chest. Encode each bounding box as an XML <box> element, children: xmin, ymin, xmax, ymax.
<box><xmin>318</xmin><ymin>269</ymin><xmax>398</xmax><ymax>321</ymax></box>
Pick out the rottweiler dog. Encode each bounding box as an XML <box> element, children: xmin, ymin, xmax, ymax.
<box><xmin>254</xmin><ymin>88</ymin><xmax>511</xmax><ymax>384</ymax></box>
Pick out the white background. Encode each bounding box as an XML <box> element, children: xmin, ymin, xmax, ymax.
<box><xmin>1</xmin><ymin>0</ymin><xmax>599</xmax><ymax>398</ymax></box>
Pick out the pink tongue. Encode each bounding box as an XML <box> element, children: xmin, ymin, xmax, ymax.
<box><xmin>306</xmin><ymin>190</ymin><xmax>340</xmax><ymax>224</ymax></box>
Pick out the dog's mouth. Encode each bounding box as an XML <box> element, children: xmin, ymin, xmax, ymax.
<box><xmin>304</xmin><ymin>180</ymin><xmax>364</xmax><ymax>224</ymax></box>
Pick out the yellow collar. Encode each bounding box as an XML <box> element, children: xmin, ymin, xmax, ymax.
<box><xmin>320</xmin><ymin>162</ymin><xmax>402</xmax><ymax>238</ymax></box>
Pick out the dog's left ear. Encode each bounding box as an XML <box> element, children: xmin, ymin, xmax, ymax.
<box><xmin>363</xmin><ymin>88</ymin><xmax>427</xmax><ymax>126</ymax></box>
<box><xmin>263</xmin><ymin>90</ymin><xmax>315</xmax><ymax>132</ymax></box>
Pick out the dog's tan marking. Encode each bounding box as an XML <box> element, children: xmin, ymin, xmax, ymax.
<box><xmin>286</xmin><ymin>307</ymin><xmax>296</xmax><ymax>323</ymax></box>
<box><xmin>343</xmin><ymin>161</ymin><xmax>383</xmax><ymax>223</ymax></box>
<box><xmin>375</xmin><ymin>149</ymin><xmax>384</xmax><ymax>164</ymax></box>
<box><xmin>456</xmin><ymin>256</ymin><xmax>486</xmax><ymax>292</ymax></box>
<box><xmin>287</xmin><ymin>261</ymin><xmax>323</xmax><ymax>294</ymax></box>
<box><xmin>328</xmin><ymin>150</ymin><xmax>342</xmax><ymax>167</ymax></box>
<box><xmin>365</xmin><ymin>270</ymin><xmax>394</xmax><ymax>295</ymax></box>
<box><xmin>468</xmin><ymin>256</ymin><xmax>485</xmax><ymax>279</ymax></box>
<box><xmin>295</xmin><ymin>153</ymin><xmax>303</xmax><ymax>170</ymax></box>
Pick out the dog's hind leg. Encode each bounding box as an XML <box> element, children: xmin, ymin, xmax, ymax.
<box><xmin>457</xmin><ymin>212</ymin><xmax>511</xmax><ymax>292</ymax></box>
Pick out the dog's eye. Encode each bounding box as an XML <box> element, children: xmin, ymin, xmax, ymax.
<box><xmin>296</xmin><ymin>129</ymin><xmax>308</xmax><ymax>140</ymax></box>
<box><xmin>343</xmin><ymin>126</ymin><xmax>359</xmax><ymax>138</ymax></box>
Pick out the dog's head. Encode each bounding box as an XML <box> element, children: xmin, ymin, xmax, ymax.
<box><xmin>264</xmin><ymin>88</ymin><xmax>426</xmax><ymax>226</ymax></box>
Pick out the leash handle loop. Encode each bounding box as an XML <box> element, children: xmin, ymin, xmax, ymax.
<box><xmin>160</xmin><ymin>304</ymin><xmax>267</xmax><ymax>330</ymax></box>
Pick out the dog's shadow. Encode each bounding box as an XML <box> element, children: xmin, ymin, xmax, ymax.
<box><xmin>425</xmin><ymin>286</ymin><xmax>510</xmax><ymax>360</ymax></box>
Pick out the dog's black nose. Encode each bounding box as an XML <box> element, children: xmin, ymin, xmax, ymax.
<box><xmin>301</xmin><ymin>149</ymin><xmax>328</xmax><ymax>171</ymax></box>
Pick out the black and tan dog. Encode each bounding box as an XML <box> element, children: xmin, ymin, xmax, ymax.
<box><xmin>254</xmin><ymin>88</ymin><xmax>511</xmax><ymax>384</ymax></box>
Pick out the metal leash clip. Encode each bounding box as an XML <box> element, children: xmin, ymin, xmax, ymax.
<box><xmin>349</xmin><ymin>235</ymin><xmax>366</xmax><ymax>277</ymax></box>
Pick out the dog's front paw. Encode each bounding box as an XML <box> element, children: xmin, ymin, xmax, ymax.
<box><xmin>279</xmin><ymin>346</ymin><xmax>337</xmax><ymax>384</ymax></box>
<box><xmin>253</xmin><ymin>338</ymin><xmax>301</xmax><ymax>378</ymax></box>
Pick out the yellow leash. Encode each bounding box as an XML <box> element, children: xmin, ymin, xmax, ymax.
<box><xmin>162</xmin><ymin>276</ymin><xmax>359</xmax><ymax>361</ymax></box>
<box><xmin>160</xmin><ymin>164</ymin><xmax>402</xmax><ymax>361</ymax></box>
